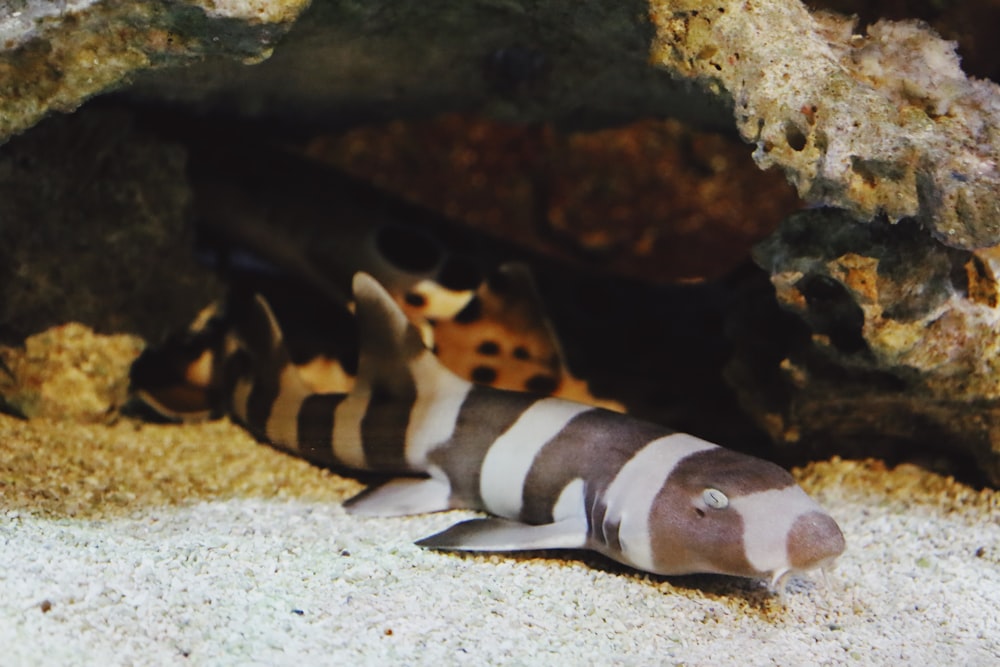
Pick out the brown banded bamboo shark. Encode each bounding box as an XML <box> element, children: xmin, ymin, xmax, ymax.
<box><xmin>186</xmin><ymin>149</ymin><xmax>625</xmax><ymax>414</ymax></box>
<box><xmin>132</xmin><ymin>235</ymin><xmax>623</xmax><ymax>419</ymax></box>
<box><xmin>228</xmin><ymin>272</ymin><xmax>845</xmax><ymax>589</ymax></box>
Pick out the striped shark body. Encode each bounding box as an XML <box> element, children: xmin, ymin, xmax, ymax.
<box><xmin>131</xmin><ymin>233</ymin><xmax>622</xmax><ymax>422</ymax></box>
<box><xmin>230</xmin><ymin>272</ymin><xmax>845</xmax><ymax>587</ymax></box>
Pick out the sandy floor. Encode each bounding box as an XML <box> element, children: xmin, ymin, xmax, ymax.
<box><xmin>1</xmin><ymin>413</ymin><xmax>998</xmax><ymax>665</ymax></box>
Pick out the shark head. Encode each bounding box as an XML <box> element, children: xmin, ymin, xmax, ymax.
<box><xmin>641</xmin><ymin>446</ymin><xmax>845</xmax><ymax>585</ymax></box>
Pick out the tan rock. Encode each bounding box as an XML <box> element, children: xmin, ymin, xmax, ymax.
<box><xmin>0</xmin><ymin>0</ymin><xmax>309</xmax><ymax>142</ymax></box>
<box><xmin>1</xmin><ymin>323</ymin><xmax>144</xmax><ymax>422</ymax></box>
<box><xmin>649</xmin><ymin>2</ymin><xmax>1000</xmax><ymax>248</ymax></box>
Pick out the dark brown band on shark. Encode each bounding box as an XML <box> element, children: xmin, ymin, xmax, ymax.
<box><xmin>428</xmin><ymin>385</ymin><xmax>540</xmax><ymax>509</ymax></box>
<box><xmin>244</xmin><ymin>368</ymin><xmax>281</xmax><ymax>439</ymax></box>
<box><xmin>647</xmin><ymin>447</ymin><xmax>770</xmax><ymax>575</ymax></box>
<box><xmin>228</xmin><ymin>296</ymin><xmax>293</xmax><ymax>436</ymax></box>
<box><xmin>360</xmin><ymin>385</ymin><xmax>417</xmax><ymax>471</ymax></box>
<box><xmin>521</xmin><ymin>410</ymin><xmax>671</xmax><ymax>526</ymax></box>
<box><xmin>296</xmin><ymin>392</ymin><xmax>347</xmax><ymax>466</ymax></box>
<box><xmin>669</xmin><ymin>448</ymin><xmax>798</xmax><ymax>496</ymax></box>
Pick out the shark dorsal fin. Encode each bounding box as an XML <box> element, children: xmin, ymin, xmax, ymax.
<box><xmin>352</xmin><ymin>272</ymin><xmax>459</xmax><ymax>400</ymax></box>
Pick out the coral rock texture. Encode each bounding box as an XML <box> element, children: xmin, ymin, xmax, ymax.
<box><xmin>730</xmin><ymin>208</ymin><xmax>1000</xmax><ymax>484</ymax></box>
<box><xmin>0</xmin><ymin>324</ymin><xmax>143</xmax><ymax>422</ymax></box>
<box><xmin>0</xmin><ymin>0</ymin><xmax>309</xmax><ymax>142</ymax></box>
<box><xmin>649</xmin><ymin>2</ymin><xmax>1000</xmax><ymax>249</ymax></box>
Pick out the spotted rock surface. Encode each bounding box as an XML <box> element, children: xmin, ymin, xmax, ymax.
<box><xmin>649</xmin><ymin>2</ymin><xmax>1000</xmax><ymax>249</ymax></box>
<box><xmin>728</xmin><ymin>208</ymin><xmax>1000</xmax><ymax>485</ymax></box>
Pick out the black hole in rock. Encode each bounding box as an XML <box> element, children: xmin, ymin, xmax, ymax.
<box><xmin>784</xmin><ymin>122</ymin><xmax>808</xmax><ymax>151</ymax></box>
<box><xmin>798</xmin><ymin>275</ymin><xmax>867</xmax><ymax>354</ymax></box>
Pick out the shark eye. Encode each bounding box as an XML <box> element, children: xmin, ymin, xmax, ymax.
<box><xmin>702</xmin><ymin>488</ymin><xmax>729</xmax><ymax>509</ymax></box>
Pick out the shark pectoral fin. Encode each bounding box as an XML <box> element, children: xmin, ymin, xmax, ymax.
<box><xmin>343</xmin><ymin>477</ymin><xmax>453</xmax><ymax>517</ymax></box>
<box><xmin>415</xmin><ymin>517</ymin><xmax>588</xmax><ymax>552</ymax></box>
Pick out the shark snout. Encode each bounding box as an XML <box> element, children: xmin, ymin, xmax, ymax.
<box><xmin>786</xmin><ymin>510</ymin><xmax>846</xmax><ymax>571</ymax></box>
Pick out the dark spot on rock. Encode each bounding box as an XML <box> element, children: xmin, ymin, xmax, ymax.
<box><xmin>404</xmin><ymin>292</ymin><xmax>426</xmax><ymax>308</ymax></box>
<box><xmin>525</xmin><ymin>374</ymin><xmax>559</xmax><ymax>395</ymax></box>
<box><xmin>476</xmin><ymin>340</ymin><xmax>500</xmax><ymax>356</ymax></box>
<box><xmin>483</xmin><ymin>46</ymin><xmax>548</xmax><ymax>95</ymax></box>
<box><xmin>453</xmin><ymin>297</ymin><xmax>482</xmax><ymax>324</ymax></box>
<box><xmin>471</xmin><ymin>366</ymin><xmax>498</xmax><ymax>385</ymax></box>
<box><xmin>975</xmin><ymin>546</ymin><xmax>985</xmax><ymax>558</ymax></box>
<box><xmin>375</xmin><ymin>225</ymin><xmax>441</xmax><ymax>273</ymax></box>
<box><xmin>797</xmin><ymin>275</ymin><xmax>867</xmax><ymax>354</ymax></box>
<box><xmin>784</xmin><ymin>122</ymin><xmax>807</xmax><ymax>151</ymax></box>
<box><xmin>850</xmin><ymin>157</ymin><xmax>906</xmax><ymax>184</ymax></box>
<box><xmin>512</xmin><ymin>346</ymin><xmax>530</xmax><ymax>360</ymax></box>
<box><xmin>40</xmin><ymin>600</ymin><xmax>52</xmax><ymax>613</ymax></box>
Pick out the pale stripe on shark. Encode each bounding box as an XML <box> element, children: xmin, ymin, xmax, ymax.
<box><xmin>332</xmin><ymin>385</ymin><xmax>372</xmax><ymax>469</ymax></box>
<box><xmin>551</xmin><ymin>477</ymin><xmax>586</xmax><ymax>523</ymax></box>
<box><xmin>479</xmin><ymin>398</ymin><xmax>593</xmax><ymax>518</ymax></box>
<box><xmin>404</xmin><ymin>351</ymin><xmax>472</xmax><ymax>467</ymax></box>
<box><xmin>265</xmin><ymin>366</ymin><xmax>308</xmax><ymax>449</ymax></box>
<box><xmin>732</xmin><ymin>485</ymin><xmax>823</xmax><ymax>575</ymax></box>
<box><xmin>601</xmin><ymin>433</ymin><xmax>718</xmax><ymax>572</ymax></box>
<box><xmin>231</xmin><ymin>377</ymin><xmax>253</xmax><ymax>426</ymax></box>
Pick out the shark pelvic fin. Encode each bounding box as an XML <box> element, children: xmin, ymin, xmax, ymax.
<box><xmin>416</xmin><ymin>517</ymin><xmax>589</xmax><ymax>552</ymax></box>
<box><xmin>343</xmin><ymin>477</ymin><xmax>453</xmax><ymax>517</ymax></box>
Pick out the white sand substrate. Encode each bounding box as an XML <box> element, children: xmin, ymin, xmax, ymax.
<box><xmin>2</xmin><ymin>463</ymin><xmax>998</xmax><ymax>666</ymax></box>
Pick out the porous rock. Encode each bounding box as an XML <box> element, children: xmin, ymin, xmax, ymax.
<box><xmin>649</xmin><ymin>1</ymin><xmax>1000</xmax><ymax>249</ymax></box>
<box><xmin>0</xmin><ymin>323</ymin><xmax>144</xmax><ymax>422</ymax></box>
<box><xmin>728</xmin><ymin>208</ymin><xmax>1000</xmax><ymax>485</ymax></box>
<box><xmin>0</xmin><ymin>0</ymin><xmax>309</xmax><ymax>142</ymax></box>
<box><xmin>5</xmin><ymin>1</ymin><xmax>999</xmax><ymax>252</ymax></box>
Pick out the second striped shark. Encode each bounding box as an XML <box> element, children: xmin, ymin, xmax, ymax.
<box><xmin>228</xmin><ymin>272</ymin><xmax>845</xmax><ymax>589</ymax></box>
